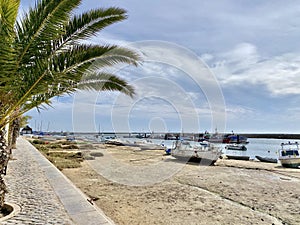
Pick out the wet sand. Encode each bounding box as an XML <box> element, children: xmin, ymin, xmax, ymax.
<box><xmin>62</xmin><ymin>144</ymin><xmax>300</xmax><ymax>225</ymax></box>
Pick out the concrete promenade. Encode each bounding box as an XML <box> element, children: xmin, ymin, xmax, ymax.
<box><xmin>1</xmin><ymin>137</ymin><xmax>114</xmax><ymax>225</ymax></box>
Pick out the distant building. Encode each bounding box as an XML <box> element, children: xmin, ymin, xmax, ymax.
<box><xmin>21</xmin><ymin>125</ymin><xmax>33</xmax><ymax>134</ymax></box>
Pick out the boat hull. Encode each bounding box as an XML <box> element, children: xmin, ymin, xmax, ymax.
<box><xmin>226</xmin><ymin>155</ymin><xmax>250</xmax><ymax>161</ymax></box>
<box><xmin>171</xmin><ymin>141</ymin><xmax>222</xmax><ymax>165</ymax></box>
<box><xmin>139</xmin><ymin>145</ymin><xmax>165</xmax><ymax>150</ymax></box>
<box><xmin>279</xmin><ymin>158</ymin><xmax>300</xmax><ymax>168</ymax></box>
<box><xmin>225</xmin><ymin>145</ymin><xmax>247</xmax><ymax>151</ymax></box>
<box><xmin>172</xmin><ymin>153</ymin><xmax>221</xmax><ymax>165</ymax></box>
<box><xmin>172</xmin><ymin>149</ymin><xmax>222</xmax><ymax>165</ymax></box>
<box><xmin>278</xmin><ymin>142</ymin><xmax>300</xmax><ymax>168</ymax></box>
<box><xmin>174</xmin><ymin>156</ymin><xmax>219</xmax><ymax>165</ymax></box>
<box><xmin>255</xmin><ymin>156</ymin><xmax>277</xmax><ymax>163</ymax></box>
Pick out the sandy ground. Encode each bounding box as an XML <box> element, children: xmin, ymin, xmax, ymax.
<box><xmin>62</xmin><ymin>144</ymin><xmax>300</xmax><ymax>225</ymax></box>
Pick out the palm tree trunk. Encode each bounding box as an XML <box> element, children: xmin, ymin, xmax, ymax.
<box><xmin>9</xmin><ymin>118</ymin><xmax>20</xmax><ymax>149</ymax></box>
<box><xmin>0</xmin><ymin>130</ymin><xmax>9</xmax><ymax>209</ymax></box>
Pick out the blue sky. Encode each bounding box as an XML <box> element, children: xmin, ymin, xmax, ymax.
<box><xmin>21</xmin><ymin>0</ymin><xmax>300</xmax><ymax>133</ymax></box>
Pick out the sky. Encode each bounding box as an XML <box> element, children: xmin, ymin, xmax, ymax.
<box><xmin>20</xmin><ymin>0</ymin><xmax>300</xmax><ymax>134</ymax></box>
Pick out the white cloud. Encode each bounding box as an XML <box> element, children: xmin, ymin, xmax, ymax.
<box><xmin>23</xmin><ymin>0</ymin><xmax>300</xmax><ymax>132</ymax></box>
<box><xmin>209</xmin><ymin>43</ymin><xmax>300</xmax><ymax>96</ymax></box>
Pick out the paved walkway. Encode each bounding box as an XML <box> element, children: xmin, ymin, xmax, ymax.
<box><xmin>1</xmin><ymin>137</ymin><xmax>114</xmax><ymax>225</ymax></box>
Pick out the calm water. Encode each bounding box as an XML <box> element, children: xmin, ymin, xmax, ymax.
<box><xmin>241</xmin><ymin>138</ymin><xmax>300</xmax><ymax>159</ymax></box>
<box><xmin>149</xmin><ymin>138</ymin><xmax>300</xmax><ymax>159</ymax></box>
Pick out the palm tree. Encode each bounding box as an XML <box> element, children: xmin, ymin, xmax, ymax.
<box><xmin>7</xmin><ymin>115</ymin><xmax>32</xmax><ymax>150</ymax></box>
<box><xmin>0</xmin><ymin>0</ymin><xmax>140</xmax><ymax>209</ymax></box>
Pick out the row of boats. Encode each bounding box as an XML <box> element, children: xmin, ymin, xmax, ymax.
<box><xmin>172</xmin><ymin>140</ymin><xmax>300</xmax><ymax>168</ymax></box>
<box><xmin>103</xmin><ymin>137</ymin><xmax>300</xmax><ymax>168</ymax></box>
<box><xmin>224</xmin><ymin>141</ymin><xmax>300</xmax><ymax>169</ymax></box>
<box><xmin>36</xmin><ymin>130</ymin><xmax>300</xmax><ymax>168</ymax></box>
<box><xmin>198</xmin><ymin>131</ymin><xmax>248</xmax><ymax>144</ymax></box>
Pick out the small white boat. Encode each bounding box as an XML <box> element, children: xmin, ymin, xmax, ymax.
<box><xmin>139</xmin><ymin>144</ymin><xmax>165</xmax><ymax>150</ymax></box>
<box><xmin>104</xmin><ymin>139</ymin><xmax>165</xmax><ymax>150</ymax></box>
<box><xmin>171</xmin><ymin>141</ymin><xmax>222</xmax><ymax>165</ymax></box>
<box><xmin>104</xmin><ymin>138</ymin><xmax>126</xmax><ymax>146</ymax></box>
<box><xmin>278</xmin><ymin>142</ymin><xmax>300</xmax><ymax>168</ymax></box>
<box><xmin>138</xmin><ymin>140</ymin><xmax>165</xmax><ymax>150</ymax></box>
<box><xmin>225</xmin><ymin>144</ymin><xmax>247</xmax><ymax>151</ymax></box>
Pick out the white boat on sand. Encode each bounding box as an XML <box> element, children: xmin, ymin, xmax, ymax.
<box><xmin>171</xmin><ymin>141</ymin><xmax>222</xmax><ymax>165</ymax></box>
<box><xmin>105</xmin><ymin>139</ymin><xmax>165</xmax><ymax>150</ymax></box>
<box><xmin>279</xmin><ymin>142</ymin><xmax>300</xmax><ymax>168</ymax></box>
<box><xmin>137</xmin><ymin>140</ymin><xmax>165</xmax><ymax>150</ymax></box>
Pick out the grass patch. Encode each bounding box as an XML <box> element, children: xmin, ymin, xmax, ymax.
<box><xmin>31</xmin><ymin>140</ymin><xmax>83</xmax><ymax>170</ymax></box>
<box><xmin>32</xmin><ymin>139</ymin><xmax>47</xmax><ymax>145</ymax></box>
<box><xmin>46</xmin><ymin>152</ymin><xmax>83</xmax><ymax>170</ymax></box>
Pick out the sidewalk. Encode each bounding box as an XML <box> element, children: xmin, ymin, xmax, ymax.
<box><xmin>1</xmin><ymin>137</ymin><xmax>114</xmax><ymax>225</ymax></box>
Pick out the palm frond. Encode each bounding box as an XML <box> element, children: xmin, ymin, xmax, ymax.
<box><xmin>0</xmin><ymin>0</ymin><xmax>20</xmax><ymax>31</ymax></box>
<box><xmin>0</xmin><ymin>0</ymin><xmax>141</xmax><ymax>129</ymax></box>
<box><xmin>61</xmin><ymin>7</ymin><xmax>127</xmax><ymax>47</ymax></box>
<box><xmin>56</xmin><ymin>44</ymin><xmax>140</xmax><ymax>73</ymax></box>
<box><xmin>0</xmin><ymin>0</ymin><xmax>19</xmax><ymax>75</ymax></box>
<box><xmin>16</xmin><ymin>0</ymin><xmax>81</xmax><ymax>64</ymax></box>
<box><xmin>78</xmin><ymin>72</ymin><xmax>135</xmax><ymax>97</ymax></box>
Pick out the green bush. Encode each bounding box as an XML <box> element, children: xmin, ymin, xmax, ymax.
<box><xmin>61</xmin><ymin>144</ymin><xmax>79</xmax><ymax>149</ymax></box>
<box><xmin>32</xmin><ymin>139</ymin><xmax>46</xmax><ymax>145</ymax></box>
<box><xmin>56</xmin><ymin>141</ymin><xmax>74</xmax><ymax>145</ymax></box>
<box><xmin>48</xmin><ymin>144</ymin><xmax>61</xmax><ymax>149</ymax></box>
<box><xmin>45</xmin><ymin>152</ymin><xmax>83</xmax><ymax>170</ymax></box>
<box><xmin>35</xmin><ymin>145</ymin><xmax>49</xmax><ymax>153</ymax></box>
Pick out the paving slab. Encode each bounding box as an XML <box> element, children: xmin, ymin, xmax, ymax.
<box><xmin>2</xmin><ymin>137</ymin><xmax>114</xmax><ymax>225</ymax></box>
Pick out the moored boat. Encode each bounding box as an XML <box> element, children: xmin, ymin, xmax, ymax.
<box><xmin>139</xmin><ymin>142</ymin><xmax>165</xmax><ymax>150</ymax></box>
<box><xmin>255</xmin><ymin>155</ymin><xmax>277</xmax><ymax>163</ymax></box>
<box><xmin>201</xmin><ymin>129</ymin><xmax>248</xmax><ymax>144</ymax></box>
<box><xmin>225</xmin><ymin>144</ymin><xmax>247</xmax><ymax>151</ymax></box>
<box><xmin>223</xmin><ymin>134</ymin><xmax>248</xmax><ymax>144</ymax></box>
<box><xmin>171</xmin><ymin>141</ymin><xmax>222</xmax><ymax>165</ymax></box>
<box><xmin>278</xmin><ymin>142</ymin><xmax>300</xmax><ymax>168</ymax></box>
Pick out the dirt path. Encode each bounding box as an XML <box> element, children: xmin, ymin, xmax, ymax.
<box><xmin>62</xmin><ymin>145</ymin><xmax>300</xmax><ymax>225</ymax></box>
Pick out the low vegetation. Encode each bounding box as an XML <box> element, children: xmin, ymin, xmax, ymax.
<box><xmin>31</xmin><ymin>140</ymin><xmax>83</xmax><ymax>170</ymax></box>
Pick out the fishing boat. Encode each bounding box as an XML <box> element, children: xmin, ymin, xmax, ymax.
<box><xmin>255</xmin><ymin>155</ymin><xmax>277</xmax><ymax>163</ymax></box>
<box><xmin>278</xmin><ymin>142</ymin><xmax>300</xmax><ymax>168</ymax></box>
<box><xmin>223</xmin><ymin>134</ymin><xmax>248</xmax><ymax>144</ymax></box>
<box><xmin>104</xmin><ymin>139</ymin><xmax>125</xmax><ymax>146</ymax></box>
<box><xmin>171</xmin><ymin>141</ymin><xmax>222</xmax><ymax>165</ymax></box>
<box><xmin>225</xmin><ymin>144</ymin><xmax>247</xmax><ymax>151</ymax></box>
<box><xmin>203</xmin><ymin>129</ymin><xmax>248</xmax><ymax>144</ymax></box>
<box><xmin>206</xmin><ymin>129</ymin><xmax>224</xmax><ymax>143</ymax></box>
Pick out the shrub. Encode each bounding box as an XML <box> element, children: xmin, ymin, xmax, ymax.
<box><xmin>61</xmin><ymin>144</ymin><xmax>79</xmax><ymax>149</ymax></box>
<box><xmin>32</xmin><ymin>139</ymin><xmax>46</xmax><ymax>145</ymax></box>
<box><xmin>46</xmin><ymin>152</ymin><xmax>83</xmax><ymax>170</ymax></box>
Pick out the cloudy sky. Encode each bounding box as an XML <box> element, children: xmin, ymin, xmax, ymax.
<box><xmin>20</xmin><ymin>0</ymin><xmax>300</xmax><ymax>134</ymax></box>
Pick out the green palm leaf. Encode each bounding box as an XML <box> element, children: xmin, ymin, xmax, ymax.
<box><xmin>61</xmin><ymin>7</ymin><xmax>127</xmax><ymax>47</ymax></box>
<box><xmin>0</xmin><ymin>0</ymin><xmax>141</xmax><ymax>129</ymax></box>
<box><xmin>0</xmin><ymin>0</ymin><xmax>19</xmax><ymax>72</ymax></box>
<box><xmin>16</xmin><ymin>0</ymin><xmax>80</xmax><ymax>65</ymax></box>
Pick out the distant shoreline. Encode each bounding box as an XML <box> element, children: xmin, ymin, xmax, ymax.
<box><xmin>28</xmin><ymin>131</ymin><xmax>300</xmax><ymax>140</ymax></box>
<box><xmin>241</xmin><ymin>133</ymin><xmax>300</xmax><ymax>139</ymax></box>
